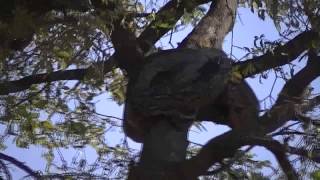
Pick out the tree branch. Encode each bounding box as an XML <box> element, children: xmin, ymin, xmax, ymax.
<box><xmin>248</xmin><ymin>136</ymin><xmax>320</xmax><ymax>163</ymax></box>
<box><xmin>0</xmin><ymin>69</ymin><xmax>87</xmax><ymax>95</ymax></box>
<box><xmin>138</xmin><ymin>0</ymin><xmax>211</xmax><ymax>52</ymax></box>
<box><xmin>179</xmin><ymin>50</ymin><xmax>320</xmax><ymax>179</ymax></box>
<box><xmin>234</xmin><ymin>31</ymin><xmax>319</xmax><ymax>78</ymax></box>
<box><xmin>260</xmin><ymin>52</ymin><xmax>320</xmax><ymax>133</ymax></box>
<box><xmin>180</xmin><ymin>131</ymin><xmax>244</xmax><ymax>179</ymax></box>
<box><xmin>204</xmin><ymin>146</ymin><xmax>254</xmax><ymax>176</ymax></box>
<box><xmin>0</xmin><ymin>160</ymin><xmax>11</xmax><ymax>180</ymax></box>
<box><xmin>301</xmin><ymin>95</ymin><xmax>320</xmax><ymax>113</ymax></box>
<box><xmin>247</xmin><ymin>136</ymin><xmax>320</xmax><ymax>173</ymax></box>
<box><xmin>110</xmin><ymin>0</ymin><xmax>212</xmax><ymax>76</ymax></box>
<box><xmin>1</xmin><ymin>30</ymin><xmax>318</xmax><ymax>95</ymax></box>
<box><xmin>179</xmin><ymin>0</ymin><xmax>237</xmax><ymax>49</ymax></box>
<box><xmin>0</xmin><ymin>152</ymin><xmax>40</xmax><ymax>178</ymax></box>
<box><xmin>110</xmin><ymin>18</ymin><xmax>145</xmax><ymax>76</ymax></box>
<box><xmin>0</xmin><ymin>0</ymin><xmax>212</xmax><ymax>94</ymax></box>
<box><xmin>0</xmin><ymin>0</ymin><xmax>91</xmax><ymax>53</ymax></box>
<box><xmin>245</xmin><ymin>137</ymin><xmax>299</xmax><ymax>180</ymax></box>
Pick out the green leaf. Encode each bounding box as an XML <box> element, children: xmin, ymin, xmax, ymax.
<box><xmin>311</xmin><ymin>170</ymin><xmax>320</xmax><ymax>180</ymax></box>
<box><xmin>155</xmin><ymin>22</ymin><xmax>172</xmax><ymax>29</ymax></box>
<box><xmin>231</xmin><ymin>71</ymin><xmax>243</xmax><ymax>83</ymax></box>
<box><xmin>16</xmin><ymin>137</ymin><xmax>29</xmax><ymax>148</ymax></box>
<box><xmin>41</xmin><ymin>120</ymin><xmax>54</xmax><ymax>131</ymax></box>
<box><xmin>69</xmin><ymin>121</ymin><xmax>87</xmax><ymax>135</ymax></box>
<box><xmin>311</xmin><ymin>40</ymin><xmax>320</xmax><ymax>49</ymax></box>
<box><xmin>56</xmin><ymin>51</ymin><xmax>71</xmax><ymax>59</ymax></box>
<box><xmin>242</xmin><ymin>63</ymin><xmax>256</xmax><ymax>76</ymax></box>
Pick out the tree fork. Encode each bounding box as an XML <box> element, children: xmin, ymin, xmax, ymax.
<box><xmin>127</xmin><ymin>0</ymin><xmax>239</xmax><ymax>179</ymax></box>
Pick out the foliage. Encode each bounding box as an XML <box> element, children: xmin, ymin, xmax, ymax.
<box><xmin>0</xmin><ymin>0</ymin><xmax>319</xmax><ymax>179</ymax></box>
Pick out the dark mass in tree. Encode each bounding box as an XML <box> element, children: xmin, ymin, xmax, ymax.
<box><xmin>124</xmin><ymin>48</ymin><xmax>260</xmax><ymax>143</ymax></box>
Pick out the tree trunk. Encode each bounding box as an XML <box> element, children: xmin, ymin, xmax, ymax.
<box><xmin>128</xmin><ymin>120</ymin><xmax>192</xmax><ymax>179</ymax></box>
<box><xmin>127</xmin><ymin>0</ymin><xmax>238</xmax><ymax>179</ymax></box>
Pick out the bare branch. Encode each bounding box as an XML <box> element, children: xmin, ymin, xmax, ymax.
<box><xmin>110</xmin><ymin>0</ymin><xmax>212</xmax><ymax>76</ymax></box>
<box><xmin>301</xmin><ymin>95</ymin><xmax>320</xmax><ymax>113</ymax></box>
<box><xmin>295</xmin><ymin>114</ymin><xmax>319</xmax><ymax>126</ymax></box>
<box><xmin>247</xmin><ymin>136</ymin><xmax>320</xmax><ymax>172</ymax></box>
<box><xmin>234</xmin><ymin>31</ymin><xmax>319</xmax><ymax>78</ymax></box>
<box><xmin>0</xmin><ymin>69</ymin><xmax>87</xmax><ymax>95</ymax></box>
<box><xmin>179</xmin><ymin>51</ymin><xmax>320</xmax><ymax>179</ymax></box>
<box><xmin>0</xmin><ymin>160</ymin><xmax>11</xmax><ymax>180</ymax></box>
<box><xmin>138</xmin><ymin>0</ymin><xmax>211</xmax><ymax>52</ymax></box>
<box><xmin>0</xmin><ymin>152</ymin><xmax>40</xmax><ymax>178</ymax></box>
<box><xmin>246</xmin><ymin>137</ymin><xmax>299</xmax><ymax>180</ymax></box>
<box><xmin>260</xmin><ymin>52</ymin><xmax>320</xmax><ymax>133</ymax></box>
<box><xmin>179</xmin><ymin>0</ymin><xmax>237</xmax><ymax>49</ymax></box>
<box><xmin>247</xmin><ymin>137</ymin><xmax>320</xmax><ymax>163</ymax></box>
<box><xmin>180</xmin><ymin>131</ymin><xmax>244</xmax><ymax>178</ymax></box>
<box><xmin>205</xmin><ymin>146</ymin><xmax>254</xmax><ymax>176</ymax></box>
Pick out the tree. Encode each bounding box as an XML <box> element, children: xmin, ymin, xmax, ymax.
<box><xmin>0</xmin><ymin>0</ymin><xmax>319</xmax><ymax>179</ymax></box>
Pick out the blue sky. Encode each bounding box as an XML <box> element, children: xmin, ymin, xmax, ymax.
<box><xmin>2</xmin><ymin>6</ymin><xmax>320</xmax><ymax>179</ymax></box>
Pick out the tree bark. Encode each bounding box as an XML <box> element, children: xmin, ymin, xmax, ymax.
<box><xmin>127</xmin><ymin>0</ymin><xmax>238</xmax><ymax>179</ymax></box>
<box><xmin>128</xmin><ymin>120</ymin><xmax>192</xmax><ymax>180</ymax></box>
<box><xmin>179</xmin><ymin>0</ymin><xmax>237</xmax><ymax>49</ymax></box>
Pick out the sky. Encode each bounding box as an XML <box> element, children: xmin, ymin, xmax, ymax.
<box><xmin>2</xmin><ymin>4</ymin><xmax>320</xmax><ymax>179</ymax></box>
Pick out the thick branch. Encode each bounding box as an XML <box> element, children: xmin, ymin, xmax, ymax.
<box><xmin>2</xmin><ymin>30</ymin><xmax>317</xmax><ymax>95</ymax></box>
<box><xmin>1</xmin><ymin>2</ymin><xmax>316</xmax><ymax>95</ymax></box>
<box><xmin>180</xmin><ymin>131</ymin><xmax>245</xmax><ymax>179</ymax></box>
<box><xmin>246</xmin><ymin>137</ymin><xmax>299</xmax><ymax>180</ymax></box>
<box><xmin>0</xmin><ymin>152</ymin><xmax>40</xmax><ymax>178</ymax></box>
<box><xmin>138</xmin><ymin>0</ymin><xmax>211</xmax><ymax>52</ymax></box>
<box><xmin>0</xmin><ymin>69</ymin><xmax>86</xmax><ymax>95</ymax></box>
<box><xmin>0</xmin><ymin>160</ymin><xmax>11</xmax><ymax>180</ymax></box>
<box><xmin>260</xmin><ymin>53</ymin><xmax>320</xmax><ymax>133</ymax></box>
<box><xmin>110</xmin><ymin>14</ymin><xmax>146</xmax><ymax>76</ymax></box>
<box><xmin>179</xmin><ymin>0</ymin><xmax>237</xmax><ymax>49</ymax></box>
<box><xmin>266</xmin><ymin>150</ymin><xmax>298</xmax><ymax>180</ymax></box>
<box><xmin>179</xmin><ymin>53</ymin><xmax>320</xmax><ymax>179</ymax></box>
<box><xmin>0</xmin><ymin>59</ymin><xmax>118</xmax><ymax>95</ymax></box>
<box><xmin>234</xmin><ymin>31</ymin><xmax>319</xmax><ymax>78</ymax></box>
<box><xmin>289</xmin><ymin>146</ymin><xmax>320</xmax><ymax>163</ymax></box>
<box><xmin>0</xmin><ymin>0</ymin><xmax>212</xmax><ymax>94</ymax></box>
<box><xmin>111</xmin><ymin>0</ymin><xmax>211</xmax><ymax>76</ymax></box>
<box><xmin>247</xmin><ymin>137</ymin><xmax>320</xmax><ymax>163</ymax></box>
